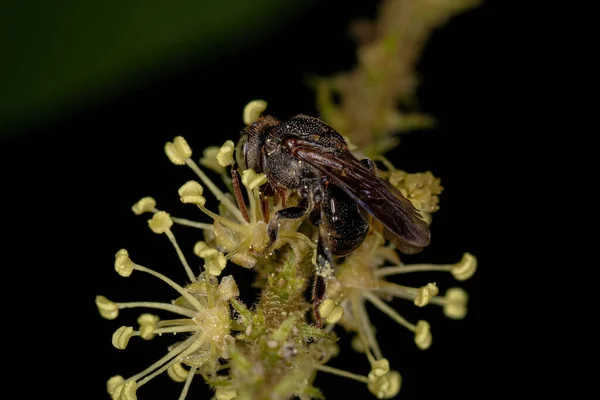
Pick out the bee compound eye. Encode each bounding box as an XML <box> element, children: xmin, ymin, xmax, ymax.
<box><xmin>235</xmin><ymin>135</ymin><xmax>248</xmax><ymax>169</ymax></box>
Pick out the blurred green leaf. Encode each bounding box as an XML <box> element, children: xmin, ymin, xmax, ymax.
<box><xmin>0</xmin><ymin>0</ymin><xmax>314</xmax><ymax>136</ymax></box>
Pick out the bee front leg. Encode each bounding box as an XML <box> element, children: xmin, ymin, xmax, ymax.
<box><xmin>267</xmin><ymin>197</ymin><xmax>309</xmax><ymax>243</ymax></box>
<box><xmin>250</xmin><ymin>198</ymin><xmax>309</xmax><ymax>256</ymax></box>
<box><xmin>231</xmin><ymin>164</ymin><xmax>250</xmax><ymax>223</ymax></box>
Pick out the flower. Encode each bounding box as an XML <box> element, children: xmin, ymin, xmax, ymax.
<box><xmin>97</xmin><ymin>100</ymin><xmax>476</xmax><ymax>399</ymax></box>
<box><xmin>98</xmin><ymin>241</ymin><xmax>241</xmax><ymax>399</ymax></box>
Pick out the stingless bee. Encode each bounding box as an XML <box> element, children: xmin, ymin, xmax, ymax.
<box><xmin>230</xmin><ymin>114</ymin><xmax>430</xmax><ymax>326</ymax></box>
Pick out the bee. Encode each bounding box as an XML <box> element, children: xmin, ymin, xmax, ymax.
<box><xmin>231</xmin><ymin>114</ymin><xmax>430</xmax><ymax>326</ymax></box>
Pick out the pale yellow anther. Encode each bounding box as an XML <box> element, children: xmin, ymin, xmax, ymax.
<box><xmin>205</xmin><ymin>252</ymin><xmax>227</xmax><ymax>276</ymax></box>
<box><xmin>318</xmin><ymin>299</ymin><xmax>344</xmax><ymax>324</ymax></box>
<box><xmin>451</xmin><ymin>252</ymin><xmax>477</xmax><ymax>281</ymax></box>
<box><xmin>178</xmin><ymin>181</ymin><xmax>206</xmax><ymax>206</ymax></box>
<box><xmin>112</xmin><ymin>326</ymin><xmax>134</xmax><ymax>350</ymax></box>
<box><xmin>167</xmin><ymin>362</ymin><xmax>189</xmax><ymax>382</ymax></box>
<box><xmin>326</xmin><ymin>305</ymin><xmax>344</xmax><ymax>324</ymax></box>
<box><xmin>114</xmin><ymin>249</ymin><xmax>134</xmax><ymax>277</ymax></box>
<box><xmin>217</xmin><ymin>140</ymin><xmax>235</xmax><ymax>167</ymax></box>
<box><xmin>131</xmin><ymin>197</ymin><xmax>156</xmax><ymax>215</ymax></box>
<box><xmin>443</xmin><ymin>287</ymin><xmax>468</xmax><ymax>320</ymax></box>
<box><xmin>414</xmin><ymin>283</ymin><xmax>439</xmax><ymax>307</ymax></box>
<box><xmin>216</xmin><ymin>275</ymin><xmax>240</xmax><ymax>302</ymax></box>
<box><xmin>243</xmin><ymin>99</ymin><xmax>268</xmax><ymax>125</ymax></box>
<box><xmin>318</xmin><ymin>299</ymin><xmax>336</xmax><ymax>319</ymax></box>
<box><xmin>110</xmin><ymin>380</ymin><xmax>138</xmax><ymax>400</ymax></box>
<box><xmin>368</xmin><ymin>371</ymin><xmax>402</xmax><ymax>399</ymax></box>
<box><xmin>194</xmin><ymin>241</ymin><xmax>218</xmax><ymax>258</ymax></box>
<box><xmin>107</xmin><ymin>375</ymin><xmax>125</xmax><ymax>395</ymax></box>
<box><xmin>199</xmin><ymin>146</ymin><xmax>225</xmax><ymax>174</ymax></box>
<box><xmin>96</xmin><ymin>295</ymin><xmax>119</xmax><ymax>320</ymax></box>
<box><xmin>241</xmin><ymin>169</ymin><xmax>268</xmax><ymax>190</ymax></box>
<box><xmin>369</xmin><ymin>359</ymin><xmax>390</xmax><ymax>381</ymax></box>
<box><xmin>137</xmin><ymin>314</ymin><xmax>160</xmax><ymax>340</ymax></box>
<box><xmin>165</xmin><ymin>136</ymin><xmax>192</xmax><ymax>165</ymax></box>
<box><xmin>148</xmin><ymin>211</ymin><xmax>173</xmax><ymax>234</ymax></box>
<box><xmin>414</xmin><ymin>320</ymin><xmax>432</xmax><ymax>350</ymax></box>
<box><xmin>215</xmin><ymin>387</ymin><xmax>238</xmax><ymax>400</ymax></box>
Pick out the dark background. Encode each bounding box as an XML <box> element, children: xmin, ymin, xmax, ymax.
<box><xmin>2</xmin><ymin>1</ymin><xmax>501</xmax><ymax>399</ymax></box>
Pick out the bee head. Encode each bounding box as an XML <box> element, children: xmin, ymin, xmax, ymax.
<box><xmin>237</xmin><ymin>115</ymin><xmax>280</xmax><ymax>173</ymax></box>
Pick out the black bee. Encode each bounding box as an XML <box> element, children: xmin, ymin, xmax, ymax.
<box><xmin>231</xmin><ymin>114</ymin><xmax>430</xmax><ymax>326</ymax></box>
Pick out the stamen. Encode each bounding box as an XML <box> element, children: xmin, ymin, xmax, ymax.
<box><xmin>157</xmin><ymin>319</ymin><xmax>196</xmax><ymax>327</ymax></box>
<box><xmin>315</xmin><ymin>364</ymin><xmax>369</xmax><ymax>384</ymax></box>
<box><xmin>351</xmin><ymin>295</ymin><xmax>383</xmax><ymax>359</ymax></box>
<box><xmin>132</xmin><ymin>325</ymin><xmax>199</xmax><ymax>336</ymax></box>
<box><xmin>137</xmin><ymin>332</ymin><xmax>209</xmax><ymax>387</ymax></box>
<box><xmin>185</xmin><ymin>159</ymin><xmax>246</xmax><ymax>223</ymax></box>
<box><xmin>375</xmin><ymin>264</ymin><xmax>451</xmax><ymax>277</ymax></box>
<box><xmin>164</xmin><ymin>229</ymin><xmax>196</xmax><ymax>283</ymax></box>
<box><xmin>197</xmin><ymin>204</ymin><xmax>247</xmax><ymax>234</ymax></box>
<box><xmin>372</xmin><ymin>281</ymin><xmax>418</xmax><ymax>302</ymax></box>
<box><xmin>133</xmin><ymin>265</ymin><xmax>204</xmax><ymax>312</ymax></box>
<box><xmin>178</xmin><ymin>366</ymin><xmax>198</xmax><ymax>400</ymax></box>
<box><xmin>363</xmin><ymin>292</ymin><xmax>415</xmax><ymax>332</ymax></box>
<box><xmin>246</xmin><ymin>186</ymin><xmax>258</xmax><ymax>224</ymax></box>
<box><xmin>168</xmin><ymin>216</ymin><xmax>213</xmax><ymax>230</ymax></box>
<box><xmin>117</xmin><ymin>301</ymin><xmax>196</xmax><ymax>318</ymax></box>
<box><xmin>128</xmin><ymin>333</ymin><xmax>202</xmax><ymax>383</ymax></box>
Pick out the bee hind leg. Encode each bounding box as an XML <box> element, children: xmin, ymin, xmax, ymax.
<box><xmin>312</xmin><ymin>225</ymin><xmax>334</xmax><ymax>328</ymax></box>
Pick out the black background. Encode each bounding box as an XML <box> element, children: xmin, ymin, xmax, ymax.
<box><xmin>2</xmin><ymin>1</ymin><xmax>503</xmax><ymax>399</ymax></box>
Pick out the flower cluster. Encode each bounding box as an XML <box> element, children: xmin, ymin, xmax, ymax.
<box><xmin>96</xmin><ymin>101</ymin><xmax>476</xmax><ymax>399</ymax></box>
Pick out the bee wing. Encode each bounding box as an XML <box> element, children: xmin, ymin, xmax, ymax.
<box><xmin>293</xmin><ymin>143</ymin><xmax>430</xmax><ymax>254</ymax></box>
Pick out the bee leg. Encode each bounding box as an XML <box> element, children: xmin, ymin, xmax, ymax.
<box><xmin>266</xmin><ymin>197</ymin><xmax>309</xmax><ymax>244</ymax></box>
<box><xmin>259</xmin><ymin>183</ymin><xmax>275</xmax><ymax>223</ymax></box>
<box><xmin>250</xmin><ymin>198</ymin><xmax>309</xmax><ymax>256</ymax></box>
<box><xmin>312</xmin><ymin>275</ymin><xmax>327</xmax><ymax>328</ymax></box>
<box><xmin>231</xmin><ymin>165</ymin><xmax>250</xmax><ymax>223</ymax></box>
<box><xmin>313</xmin><ymin>224</ymin><xmax>334</xmax><ymax>328</ymax></box>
